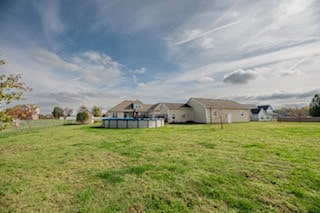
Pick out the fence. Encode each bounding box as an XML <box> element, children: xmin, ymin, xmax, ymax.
<box><xmin>3</xmin><ymin>119</ymin><xmax>66</xmax><ymax>133</ymax></box>
<box><xmin>277</xmin><ymin>117</ymin><xmax>320</xmax><ymax>122</ymax></box>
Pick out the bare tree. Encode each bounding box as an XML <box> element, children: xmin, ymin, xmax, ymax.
<box><xmin>212</xmin><ymin>100</ymin><xmax>225</xmax><ymax>130</ymax></box>
<box><xmin>289</xmin><ymin>106</ymin><xmax>309</xmax><ymax>123</ymax></box>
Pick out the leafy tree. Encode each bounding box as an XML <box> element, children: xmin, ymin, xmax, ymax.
<box><xmin>52</xmin><ymin>106</ymin><xmax>63</xmax><ymax>119</ymax></box>
<box><xmin>78</xmin><ymin>105</ymin><xmax>88</xmax><ymax>113</ymax></box>
<box><xmin>76</xmin><ymin>111</ymin><xmax>89</xmax><ymax>124</ymax></box>
<box><xmin>309</xmin><ymin>94</ymin><xmax>320</xmax><ymax>117</ymax></box>
<box><xmin>0</xmin><ymin>59</ymin><xmax>31</xmax><ymax>130</ymax></box>
<box><xmin>76</xmin><ymin>105</ymin><xmax>90</xmax><ymax>124</ymax></box>
<box><xmin>63</xmin><ymin>107</ymin><xmax>73</xmax><ymax>117</ymax></box>
<box><xmin>92</xmin><ymin>105</ymin><xmax>102</xmax><ymax>117</ymax></box>
<box><xmin>7</xmin><ymin>105</ymin><xmax>38</xmax><ymax>120</ymax></box>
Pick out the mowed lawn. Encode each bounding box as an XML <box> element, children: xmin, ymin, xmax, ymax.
<box><xmin>0</xmin><ymin>122</ymin><xmax>319</xmax><ymax>212</ymax></box>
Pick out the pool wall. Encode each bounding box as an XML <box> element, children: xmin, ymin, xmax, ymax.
<box><xmin>102</xmin><ymin>118</ymin><xmax>164</xmax><ymax>128</ymax></box>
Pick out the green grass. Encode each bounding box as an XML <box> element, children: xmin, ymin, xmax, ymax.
<box><xmin>0</xmin><ymin>122</ymin><xmax>320</xmax><ymax>212</ymax></box>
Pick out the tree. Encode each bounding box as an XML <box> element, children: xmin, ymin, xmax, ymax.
<box><xmin>63</xmin><ymin>108</ymin><xmax>73</xmax><ymax>118</ymax></box>
<box><xmin>7</xmin><ymin>105</ymin><xmax>38</xmax><ymax>120</ymax></box>
<box><xmin>289</xmin><ymin>106</ymin><xmax>309</xmax><ymax>123</ymax></box>
<box><xmin>78</xmin><ymin>105</ymin><xmax>88</xmax><ymax>113</ymax></box>
<box><xmin>76</xmin><ymin>105</ymin><xmax>89</xmax><ymax>124</ymax></box>
<box><xmin>92</xmin><ymin>105</ymin><xmax>102</xmax><ymax>117</ymax></box>
<box><xmin>52</xmin><ymin>106</ymin><xmax>63</xmax><ymax>119</ymax></box>
<box><xmin>212</xmin><ymin>100</ymin><xmax>226</xmax><ymax>130</ymax></box>
<box><xmin>309</xmin><ymin>94</ymin><xmax>320</xmax><ymax>117</ymax></box>
<box><xmin>0</xmin><ymin>59</ymin><xmax>31</xmax><ymax>130</ymax></box>
<box><xmin>76</xmin><ymin>111</ymin><xmax>89</xmax><ymax>124</ymax></box>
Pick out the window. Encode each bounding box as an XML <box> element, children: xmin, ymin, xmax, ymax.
<box><xmin>112</xmin><ymin>112</ymin><xmax>117</xmax><ymax>118</ymax></box>
<box><xmin>133</xmin><ymin>103</ymin><xmax>141</xmax><ymax>109</ymax></box>
<box><xmin>240</xmin><ymin>111</ymin><xmax>244</xmax><ymax>116</ymax></box>
<box><xmin>172</xmin><ymin>113</ymin><xmax>176</xmax><ymax>119</ymax></box>
<box><xmin>213</xmin><ymin>111</ymin><xmax>218</xmax><ymax>117</ymax></box>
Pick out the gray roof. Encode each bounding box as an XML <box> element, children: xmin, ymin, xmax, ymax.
<box><xmin>108</xmin><ymin>100</ymin><xmax>153</xmax><ymax>112</ymax></box>
<box><xmin>189</xmin><ymin>98</ymin><xmax>249</xmax><ymax>109</ymax></box>
<box><xmin>250</xmin><ymin>108</ymin><xmax>261</xmax><ymax>114</ymax></box>
<box><xmin>257</xmin><ymin>105</ymin><xmax>272</xmax><ymax>111</ymax></box>
<box><xmin>162</xmin><ymin>103</ymin><xmax>192</xmax><ymax>109</ymax></box>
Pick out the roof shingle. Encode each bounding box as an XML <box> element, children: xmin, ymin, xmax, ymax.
<box><xmin>190</xmin><ymin>98</ymin><xmax>249</xmax><ymax>109</ymax></box>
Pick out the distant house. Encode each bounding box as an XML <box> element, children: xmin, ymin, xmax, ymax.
<box><xmin>7</xmin><ymin>104</ymin><xmax>40</xmax><ymax>120</ymax></box>
<box><xmin>108</xmin><ymin>98</ymin><xmax>250</xmax><ymax>124</ymax></box>
<box><xmin>250</xmin><ymin>105</ymin><xmax>277</xmax><ymax>121</ymax></box>
<box><xmin>107</xmin><ymin>100</ymin><xmax>153</xmax><ymax>118</ymax></box>
<box><xmin>187</xmin><ymin>98</ymin><xmax>250</xmax><ymax>123</ymax></box>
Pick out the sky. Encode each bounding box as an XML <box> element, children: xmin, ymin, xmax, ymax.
<box><xmin>1</xmin><ymin>0</ymin><xmax>320</xmax><ymax>114</ymax></box>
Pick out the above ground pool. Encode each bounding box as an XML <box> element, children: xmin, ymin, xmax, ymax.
<box><xmin>102</xmin><ymin>118</ymin><xmax>164</xmax><ymax>128</ymax></box>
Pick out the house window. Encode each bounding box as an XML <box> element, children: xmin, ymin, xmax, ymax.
<box><xmin>240</xmin><ymin>111</ymin><xmax>244</xmax><ymax>116</ymax></box>
<box><xmin>133</xmin><ymin>103</ymin><xmax>141</xmax><ymax>109</ymax></box>
<box><xmin>172</xmin><ymin>113</ymin><xmax>176</xmax><ymax>119</ymax></box>
<box><xmin>213</xmin><ymin>111</ymin><xmax>218</xmax><ymax>117</ymax></box>
<box><xmin>112</xmin><ymin>112</ymin><xmax>117</xmax><ymax>118</ymax></box>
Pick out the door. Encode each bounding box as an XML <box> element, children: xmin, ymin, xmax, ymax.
<box><xmin>227</xmin><ymin>113</ymin><xmax>232</xmax><ymax>123</ymax></box>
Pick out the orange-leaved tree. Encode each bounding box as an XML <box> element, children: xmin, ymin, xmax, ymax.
<box><xmin>0</xmin><ymin>59</ymin><xmax>31</xmax><ymax>130</ymax></box>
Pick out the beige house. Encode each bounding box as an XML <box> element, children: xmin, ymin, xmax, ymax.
<box><xmin>107</xmin><ymin>100</ymin><xmax>153</xmax><ymax>118</ymax></box>
<box><xmin>151</xmin><ymin>103</ymin><xmax>193</xmax><ymax>123</ymax></box>
<box><xmin>186</xmin><ymin>98</ymin><xmax>250</xmax><ymax>123</ymax></box>
<box><xmin>107</xmin><ymin>98</ymin><xmax>250</xmax><ymax>124</ymax></box>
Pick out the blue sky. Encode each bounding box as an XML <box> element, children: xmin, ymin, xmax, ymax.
<box><xmin>1</xmin><ymin>0</ymin><xmax>320</xmax><ymax>113</ymax></box>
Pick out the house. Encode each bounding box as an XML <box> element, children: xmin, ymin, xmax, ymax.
<box><xmin>108</xmin><ymin>98</ymin><xmax>250</xmax><ymax>124</ymax></box>
<box><xmin>187</xmin><ymin>98</ymin><xmax>250</xmax><ymax>123</ymax></box>
<box><xmin>107</xmin><ymin>100</ymin><xmax>153</xmax><ymax>118</ymax></box>
<box><xmin>7</xmin><ymin>104</ymin><xmax>40</xmax><ymax>120</ymax></box>
<box><xmin>152</xmin><ymin>103</ymin><xmax>193</xmax><ymax>123</ymax></box>
<box><xmin>250</xmin><ymin>105</ymin><xmax>277</xmax><ymax>121</ymax></box>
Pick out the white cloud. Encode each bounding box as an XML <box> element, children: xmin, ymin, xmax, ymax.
<box><xmin>131</xmin><ymin>67</ymin><xmax>146</xmax><ymax>74</ymax></box>
<box><xmin>34</xmin><ymin>48</ymin><xmax>80</xmax><ymax>71</ymax></box>
<box><xmin>171</xmin><ymin>21</ymin><xmax>241</xmax><ymax>47</ymax></box>
<box><xmin>169</xmin><ymin>41</ymin><xmax>320</xmax><ymax>84</ymax></box>
<box><xmin>278</xmin><ymin>0</ymin><xmax>314</xmax><ymax>16</ymax></box>
<box><xmin>137</xmin><ymin>82</ymin><xmax>147</xmax><ymax>88</ymax></box>
<box><xmin>223</xmin><ymin>69</ymin><xmax>258</xmax><ymax>84</ymax></box>
<box><xmin>199</xmin><ymin>76</ymin><xmax>215</xmax><ymax>83</ymax></box>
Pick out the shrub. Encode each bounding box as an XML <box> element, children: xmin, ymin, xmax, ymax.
<box><xmin>76</xmin><ymin>111</ymin><xmax>89</xmax><ymax>124</ymax></box>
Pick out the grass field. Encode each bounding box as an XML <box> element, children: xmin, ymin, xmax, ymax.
<box><xmin>0</xmin><ymin>122</ymin><xmax>319</xmax><ymax>212</ymax></box>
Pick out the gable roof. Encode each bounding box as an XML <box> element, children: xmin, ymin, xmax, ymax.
<box><xmin>257</xmin><ymin>105</ymin><xmax>272</xmax><ymax>111</ymax></box>
<box><xmin>250</xmin><ymin>108</ymin><xmax>260</xmax><ymax>114</ymax></box>
<box><xmin>189</xmin><ymin>98</ymin><xmax>249</xmax><ymax>110</ymax></box>
<box><xmin>250</xmin><ymin>108</ymin><xmax>268</xmax><ymax>115</ymax></box>
<box><xmin>108</xmin><ymin>100</ymin><xmax>152</xmax><ymax>112</ymax></box>
<box><xmin>162</xmin><ymin>103</ymin><xmax>192</xmax><ymax>109</ymax></box>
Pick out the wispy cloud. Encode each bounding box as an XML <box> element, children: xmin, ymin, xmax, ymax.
<box><xmin>33</xmin><ymin>0</ymin><xmax>64</xmax><ymax>35</ymax></box>
<box><xmin>131</xmin><ymin>67</ymin><xmax>146</xmax><ymax>74</ymax></box>
<box><xmin>171</xmin><ymin>21</ymin><xmax>241</xmax><ymax>46</ymax></box>
<box><xmin>1</xmin><ymin>0</ymin><xmax>319</xmax><ymax>112</ymax></box>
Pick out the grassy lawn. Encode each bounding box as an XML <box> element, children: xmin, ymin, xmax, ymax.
<box><xmin>0</xmin><ymin>122</ymin><xmax>319</xmax><ymax>212</ymax></box>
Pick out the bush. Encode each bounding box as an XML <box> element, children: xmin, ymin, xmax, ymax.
<box><xmin>76</xmin><ymin>111</ymin><xmax>89</xmax><ymax>124</ymax></box>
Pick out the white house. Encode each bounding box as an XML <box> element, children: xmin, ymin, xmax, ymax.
<box><xmin>250</xmin><ymin>105</ymin><xmax>276</xmax><ymax>121</ymax></box>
